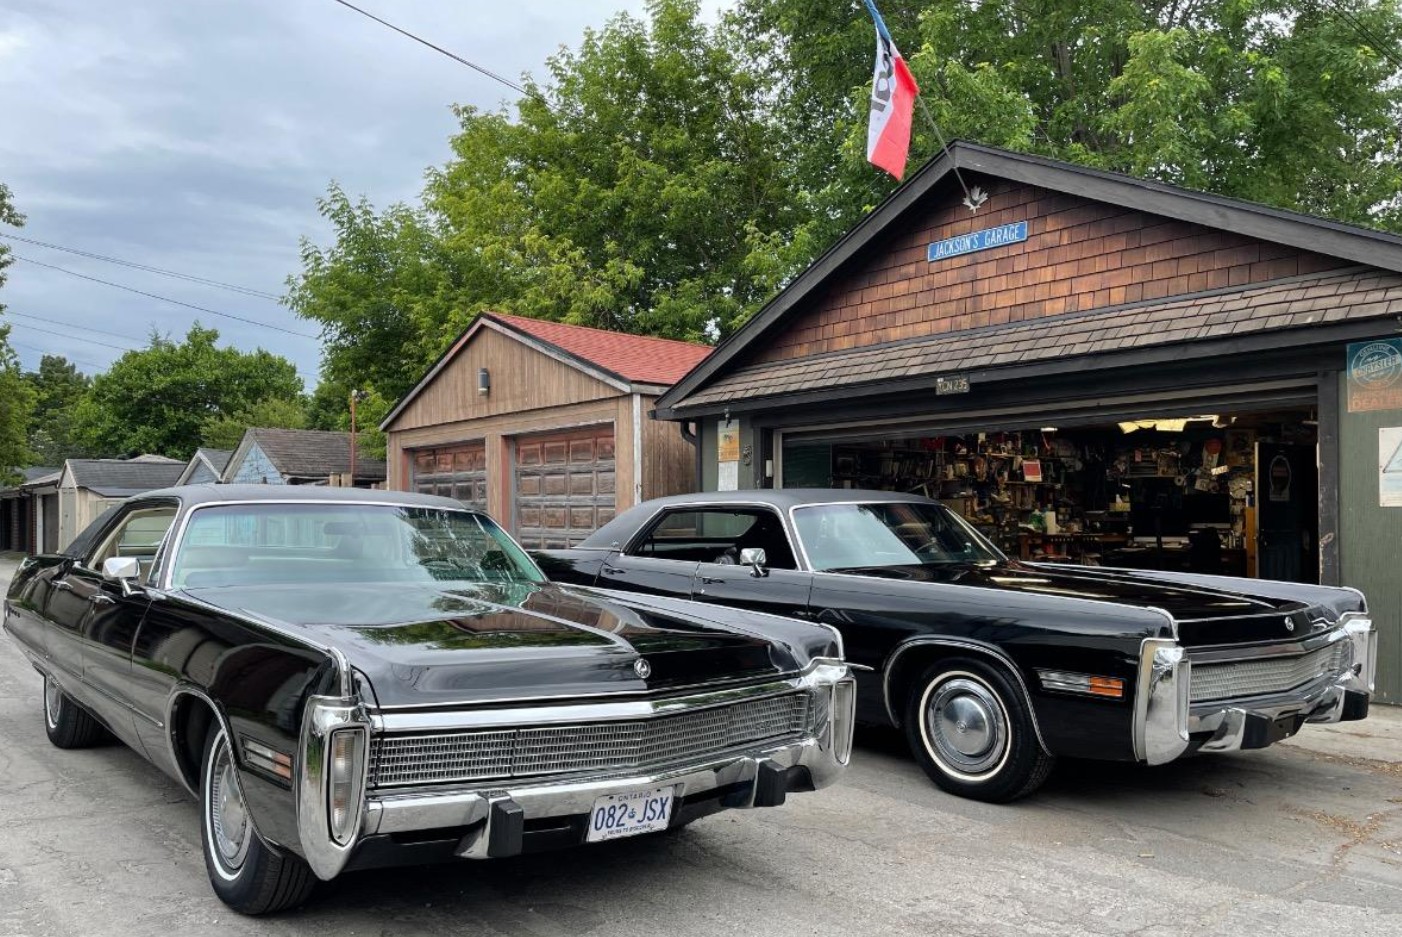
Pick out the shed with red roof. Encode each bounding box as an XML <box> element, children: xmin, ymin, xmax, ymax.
<box><xmin>381</xmin><ymin>313</ymin><xmax>711</xmax><ymax>547</ymax></box>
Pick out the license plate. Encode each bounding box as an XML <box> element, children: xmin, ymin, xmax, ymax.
<box><xmin>584</xmin><ymin>785</ymin><xmax>678</xmax><ymax>843</ymax></box>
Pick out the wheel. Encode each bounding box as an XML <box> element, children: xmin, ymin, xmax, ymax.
<box><xmin>42</xmin><ymin>674</ymin><xmax>109</xmax><ymax>749</ymax></box>
<box><xmin>902</xmin><ymin>658</ymin><xmax>1054</xmax><ymax>803</ymax></box>
<box><xmin>200</xmin><ymin>725</ymin><xmax>315</xmax><ymax>915</ymax></box>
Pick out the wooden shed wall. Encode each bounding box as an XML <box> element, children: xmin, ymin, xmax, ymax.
<box><xmin>752</xmin><ymin>178</ymin><xmax>1348</xmax><ymax>365</ymax></box>
<box><xmin>387</xmin><ymin>327</ymin><xmax>617</xmax><ymax>433</ymax></box>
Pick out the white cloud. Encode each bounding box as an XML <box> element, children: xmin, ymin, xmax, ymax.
<box><xmin>1</xmin><ymin>0</ymin><xmax>731</xmax><ymax>384</ymax></box>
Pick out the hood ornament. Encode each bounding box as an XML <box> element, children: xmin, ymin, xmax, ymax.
<box><xmin>634</xmin><ymin>658</ymin><xmax>652</xmax><ymax>679</ymax></box>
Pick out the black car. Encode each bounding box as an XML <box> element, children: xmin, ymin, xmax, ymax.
<box><xmin>2</xmin><ymin>486</ymin><xmax>854</xmax><ymax>914</ymax></box>
<box><xmin>536</xmin><ymin>490</ymin><xmax>1377</xmax><ymax>803</ymax></box>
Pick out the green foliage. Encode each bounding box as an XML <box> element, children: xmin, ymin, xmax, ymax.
<box><xmin>745</xmin><ymin>0</ymin><xmax>1402</xmax><ymax>238</ymax></box>
<box><xmin>24</xmin><ymin>355</ymin><xmax>91</xmax><ymax>466</ymax></box>
<box><xmin>200</xmin><ymin>395</ymin><xmax>309</xmax><ymax>451</ymax></box>
<box><xmin>0</xmin><ymin>183</ymin><xmax>33</xmax><ymax>484</ymax></box>
<box><xmin>0</xmin><ymin>326</ymin><xmax>36</xmax><ymax>485</ymax></box>
<box><xmin>290</xmin><ymin>0</ymin><xmax>799</xmax><ymax>407</ymax></box>
<box><xmin>292</xmin><ymin>0</ymin><xmax>1402</xmax><ymax>417</ymax></box>
<box><xmin>71</xmin><ymin>324</ymin><xmax>303</xmax><ymax>461</ymax></box>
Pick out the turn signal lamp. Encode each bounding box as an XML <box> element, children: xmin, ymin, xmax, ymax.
<box><xmin>1036</xmin><ymin>670</ymin><xmax>1125</xmax><ymax>699</ymax></box>
<box><xmin>328</xmin><ymin>728</ymin><xmax>365</xmax><ymax>845</ymax></box>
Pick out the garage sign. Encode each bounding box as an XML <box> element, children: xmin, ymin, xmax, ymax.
<box><xmin>1347</xmin><ymin>338</ymin><xmax>1402</xmax><ymax>412</ymax></box>
<box><xmin>928</xmin><ymin>220</ymin><xmax>1027</xmax><ymax>263</ymax></box>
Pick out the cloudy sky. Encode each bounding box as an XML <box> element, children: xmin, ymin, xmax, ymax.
<box><xmin>0</xmin><ymin>0</ymin><xmax>723</xmax><ymax>387</ymax></box>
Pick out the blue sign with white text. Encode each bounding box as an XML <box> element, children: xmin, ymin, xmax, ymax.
<box><xmin>928</xmin><ymin>221</ymin><xmax>1028</xmax><ymax>262</ymax></box>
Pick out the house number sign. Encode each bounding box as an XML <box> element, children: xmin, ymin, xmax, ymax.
<box><xmin>928</xmin><ymin>221</ymin><xmax>1028</xmax><ymax>262</ymax></box>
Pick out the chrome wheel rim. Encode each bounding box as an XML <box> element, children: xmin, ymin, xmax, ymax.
<box><xmin>43</xmin><ymin>677</ymin><xmax>62</xmax><ymax>729</ymax></box>
<box><xmin>206</xmin><ymin>734</ymin><xmax>251</xmax><ymax>878</ymax></box>
<box><xmin>920</xmin><ymin>673</ymin><xmax>1011</xmax><ymax>781</ymax></box>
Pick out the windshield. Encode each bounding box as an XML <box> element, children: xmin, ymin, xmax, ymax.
<box><xmin>792</xmin><ymin>501</ymin><xmax>1004</xmax><ymax>571</ymax></box>
<box><xmin>168</xmin><ymin>503</ymin><xmax>545</xmax><ymax>589</ymax></box>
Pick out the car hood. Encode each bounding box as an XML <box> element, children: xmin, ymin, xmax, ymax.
<box><xmin>180</xmin><ymin>580</ymin><xmax>806</xmax><ymax>707</ymax></box>
<box><xmin>824</xmin><ymin>562</ymin><xmax>1323</xmax><ymax>645</ymax></box>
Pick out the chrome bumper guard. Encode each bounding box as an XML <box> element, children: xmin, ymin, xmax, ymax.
<box><xmin>1132</xmin><ymin>615</ymin><xmax>1376</xmax><ymax>764</ymax></box>
<box><xmin>297</xmin><ymin>661</ymin><xmax>854</xmax><ymax>880</ymax></box>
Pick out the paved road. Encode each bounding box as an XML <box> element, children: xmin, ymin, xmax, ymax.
<box><xmin>2</xmin><ymin>553</ymin><xmax>1399</xmax><ymax>936</ymax></box>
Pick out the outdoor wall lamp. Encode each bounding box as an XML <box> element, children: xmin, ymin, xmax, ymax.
<box><xmin>478</xmin><ymin>367</ymin><xmax>490</xmax><ymax>396</ymax></box>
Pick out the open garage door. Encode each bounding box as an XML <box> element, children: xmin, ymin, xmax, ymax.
<box><xmin>515</xmin><ymin>426</ymin><xmax>615</xmax><ymax>549</ymax></box>
<box><xmin>410</xmin><ymin>443</ymin><xmax>488</xmax><ymax>511</ymax></box>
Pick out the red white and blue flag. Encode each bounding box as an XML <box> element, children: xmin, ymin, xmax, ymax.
<box><xmin>863</xmin><ymin>0</ymin><xmax>919</xmax><ymax>180</ymax></box>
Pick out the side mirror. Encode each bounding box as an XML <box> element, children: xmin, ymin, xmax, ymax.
<box><xmin>739</xmin><ymin>547</ymin><xmax>768</xmax><ymax>578</ymax></box>
<box><xmin>101</xmin><ymin>556</ymin><xmax>142</xmax><ymax>597</ymax></box>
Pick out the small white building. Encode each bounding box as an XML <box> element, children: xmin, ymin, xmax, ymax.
<box><xmin>56</xmin><ymin>455</ymin><xmax>184</xmax><ymax>550</ymax></box>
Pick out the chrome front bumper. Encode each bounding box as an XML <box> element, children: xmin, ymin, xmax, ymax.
<box><xmin>297</xmin><ymin>662</ymin><xmax>854</xmax><ymax>880</ymax></box>
<box><xmin>1133</xmin><ymin>613</ymin><xmax>1377</xmax><ymax>765</ymax></box>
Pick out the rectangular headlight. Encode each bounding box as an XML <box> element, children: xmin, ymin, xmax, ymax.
<box><xmin>327</xmin><ymin>728</ymin><xmax>365</xmax><ymax>845</ymax></box>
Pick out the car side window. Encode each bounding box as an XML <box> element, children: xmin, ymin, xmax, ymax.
<box><xmin>86</xmin><ymin>505</ymin><xmax>179</xmax><ymax>583</ymax></box>
<box><xmin>630</xmin><ymin>508</ymin><xmax>796</xmax><ymax>570</ymax></box>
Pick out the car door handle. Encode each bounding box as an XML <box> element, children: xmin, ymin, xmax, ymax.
<box><xmin>90</xmin><ymin>594</ymin><xmax>116</xmax><ymax>608</ymax></box>
<box><xmin>698</xmin><ymin>576</ymin><xmax>725</xmax><ymax>585</ymax></box>
<box><xmin>52</xmin><ymin>580</ymin><xmax>73</xmax><ymax>592</ymax></box>
<box><xmin>601</xmin><ymin>565</ymin><xmax>626</xmax><ymax>576</ymax></box>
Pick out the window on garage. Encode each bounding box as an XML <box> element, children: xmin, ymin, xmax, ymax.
<box><xmin>515</xmin><ymin>427</ymin><xmax>615</xmax><ymax>549</ymax></box>
<box><xmin>411</xmin><ymin>443</ymin><xmax>487</xmax><ymax>510</ymax></box>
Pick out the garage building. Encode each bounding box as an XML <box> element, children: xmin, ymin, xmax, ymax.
<box><xmin>654</xmin><ymin>142</ymin><xmax>1402</xmax><ymax>702</ymax></box>
<box><xmin>383</xmin><ymin>313</ymin><xmax>711</xmax><ymax>548</ymax></box>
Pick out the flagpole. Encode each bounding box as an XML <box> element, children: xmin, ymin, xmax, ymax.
<box><xmin>914</xmin><ymin>96</ymin><xmax>984</xmax><ymax>210</ymax></box>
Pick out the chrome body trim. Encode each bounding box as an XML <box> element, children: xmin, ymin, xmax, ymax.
<box><xmin>356</xmin><ymin>662</ymin><xmax>851</xmax><ymax>859</ymax></box>
<box><xmin>297</xmin><ymin>694</ymin><xmax>372</xmax><ymax>881</ymax></box>
<box><xmin>1131</xmin><ymin>639</ymin><xmax>1191</xmax><ymax>765</ymax></box>
<box><xmin>1187</xmin><ymin>627</ymin><xmax>1349</xmax><ymax>665</ymax></box>
<box><xmin>879</xmin><ymin>637</ymin><xmax>1049</xmax><ymax>753</ymax></box>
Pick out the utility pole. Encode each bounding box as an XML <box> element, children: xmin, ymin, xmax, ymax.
<box><xmin>349</xmin><ymin>389</ymin><xmax>368</xmax><ymax>486</ymax></box>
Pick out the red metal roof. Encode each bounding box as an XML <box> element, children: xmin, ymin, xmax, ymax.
<box><xmin>489</xmin><ymin>313</ymin><xmax>712</xmax><ymax>385</ymax></box>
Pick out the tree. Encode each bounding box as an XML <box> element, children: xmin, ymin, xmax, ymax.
<box><xmin>200</xmin><ymin>396</ymin><xmax>309</xmax><ymax>451</ymax></box>
<box><xmin>288</xmin><ymin>0</ymin><xmax>800</xmax><ymax>404</ymax></box>
<box><xmin>740</xmin><ymin>0</ymin><xmax>1402</xmax><ymax>245</ymax></box>
<box><xmin>0</xmin><ymin>183</ymin><xmax>34</xmax><ymax>484</ymax></box>
<box><xmin>70</xmin><ymin>324</ymin><xmax>303</xmax><ymax>460</ymax></box>
<box><xmin>24</xmin><ymin>355</ymin><xmax>91</xmax><ymax>466</ymax></box>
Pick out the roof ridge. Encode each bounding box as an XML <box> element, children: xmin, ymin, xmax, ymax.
<box><xmin>488</xmin><ymin>312</ymin><xmax>710</xmax><ymax>349</ymax></box>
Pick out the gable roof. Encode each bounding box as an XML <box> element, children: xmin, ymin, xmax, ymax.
<box><xmin>62</xmin><ymin>457</ymin><xmax>185</xmax><ymax>496</ymax></box>
<box><xmin>656</xmin><ymin>141</ymin><xmax>1402</xmax><ymax>415</ymax></box>
<box><xmin>381</xmin><ymin>312</ymin><xmax>712</xmax><ymax>430</ymax></box>
<box><xmin>682</xmin><ymin>267</ymin><xmax>1402</xmax><ymax>411</ymax></box>
<box><xmin>230</xmin><ymin>428</ymin><xmax>386</xmax><ymax>482</ymax></box>
<box><xmin>176</xmin><ymin>447</ymin><xmax>234</xmax><ymax>486</ymax></box>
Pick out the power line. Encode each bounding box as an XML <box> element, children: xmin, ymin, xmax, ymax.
<box><xmin>327</xmin><ymin>0</ymin><xmax>549</xmax><ymax>108</ymax></box>
<box><xmin>5</xmin><ymin>309</ymin><xmax>152</xmax><ymax>348</ymax></box>
<box><xmin>1319</xmin><ymin>0</ymin><xmax>1402</xmax><ymax>76</ymax></box>
<box><xmin>9</xmin><ymin>254</ymin><xmax>319</xmax><ymax>339</ymax></box>
<box><xmin>7</xmin><ymin>320</ymin><xmax>141</xmax><ymax>351</ymax></box>
<box><xmin>7</xmin><ymin>338</ymin><xmax>111</xmax><ymax>373</ymax></box>
<box><xmin>0</xmin><ymin>232</ymin><xmax>282</xmax><ymax>301</ymax></box>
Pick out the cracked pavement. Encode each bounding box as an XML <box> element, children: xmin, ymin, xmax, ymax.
<box><xmin>1</xmin><ymin>554</ymin><xmax>1399</xmax><ymax>935</ymax></box>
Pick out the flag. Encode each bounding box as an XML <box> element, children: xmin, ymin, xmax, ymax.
<box><xmin>863</xmin><ymin>0</ymin><xmax>919</xmax><ymax>180</ymax></box>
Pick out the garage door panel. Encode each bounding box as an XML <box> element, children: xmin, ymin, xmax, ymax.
<box><xmin>515</xmin><ymin>426</ymin><xmax>615</xmax><ymax>548</ymax></box>
<box><xmin>410</xmin><ymin>443</ymin><xmax>488</xmax><ymax>512</ymax></box>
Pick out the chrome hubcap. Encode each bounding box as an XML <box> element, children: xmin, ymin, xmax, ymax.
<box><xmin>208</xmin><ymin>738</ymin><xmax>250</xmax><ymax>874</ymax></box>
<box><xmin>43</xmin><ymin>677</ymin><xmax>62</xmax><ymax>728</ymax></box>
<box><xmin>923</xmin><ymin>676</ymin><xmax>1009</xmax><ymax>779</ymax></box>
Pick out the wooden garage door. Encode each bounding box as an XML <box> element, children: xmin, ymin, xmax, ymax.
<box><xmin>514</xmin><ymin>427</ymin><xmax>615</xmax><ymax>549</ymax></box>
<box><xmin>410</xmin><ymin>443</ymin><xmax>488</xmax><ymax>510</ymax></box>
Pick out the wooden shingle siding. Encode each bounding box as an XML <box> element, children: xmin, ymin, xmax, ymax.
<box><xmin>754</xmin><ymin>179</ymin><xmax>1348</xmax><ymax>365</ymax></box>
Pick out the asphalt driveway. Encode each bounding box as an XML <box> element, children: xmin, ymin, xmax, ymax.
<box><xmin>2</xmin><ymin>553</ymin><xmax>1399</xmax><ymax>936</ymax></box>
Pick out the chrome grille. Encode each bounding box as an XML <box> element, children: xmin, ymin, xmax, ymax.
<box><xmin>370</xmin><ymin>692</ymin><xmax>810</xmax><ymax>789</ymax></box>
<box><xmin>1190</xmin><ymin>640</ymin><xmax>1351</xmax><ymax>703</ymax></box>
